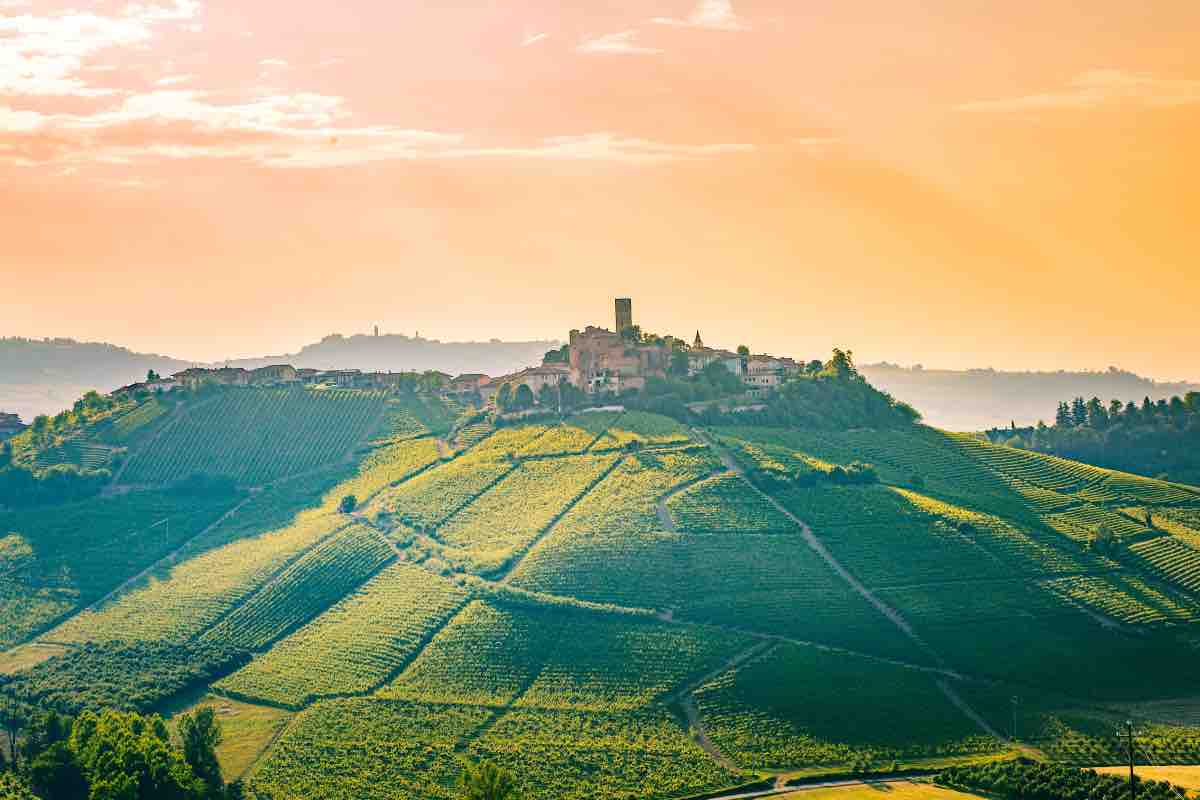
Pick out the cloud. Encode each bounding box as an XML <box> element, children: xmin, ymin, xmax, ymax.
<box><xmin>0</xmin><ymin>0</ymin><xmax>201</xmax><ymax>96</ymax></box>
<box><xmin>791</xmin><ymin>136</ymin><xmax>841</xmax><ymax>155</ymax></box>
<box><xmin>651</xmin><ymin>0</ymin><xmax>749</xmax><ymax>31</ymax></box>
<box><xmin>259</xmin><ymin>58</ymin><xmax>289</xmax><ymax>68</ymax></box>
<box><xmin>156</xmin><ymin>74</ymin><xmax>194</xmax><ymax>86</ymax></box>
<box><xmin>957</xmin><ymin>69</ymin><xmax>1200</xmax><ymax>113</ymax></box>
<box><xmin>452</xmin><ymin>133</ymin><xmax>755</xmax><ymax>164</ymax></box>
<box><xmin>314</xmin><ymin>58</ymin><xmax>344</xmax><ymax>68</ymax></box>
<box><xmin>0</xmin><ymin>96</ymin><xmax>751</xmax><ymax>169</ymax></box>
<box><xmin>521</xmin><ymin>32</ymin><xmax>549</xmax><ymax>47</ymax></box>
<box><xmin>576</xmin><ymin>30</ymin><xmax>663</xmax><ymax>55</ymax></box>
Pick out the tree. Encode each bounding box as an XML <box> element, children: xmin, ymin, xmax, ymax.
<box><xmin>495</xmin><ymin>384</ymin><xmax>512</xmax><ymax>411</ymax></box>
<box><xmin>458</xmin><ymin>761</ymin><xmax>519</xmax><ymax>800</ymax></box>
<box><xmin>177</xmin><ymin>707</ymin><xmax>223</xmax><ymax>795</ymax></box>
<box><xmin>1055</xmin><ymin>401</ymin><xmax>1071</xmax><ymax>427</ymax></box>
<box><xmin>1070</xmin><ymin>397</ymin><xmax>1088</xmax><ymax>427</ymax></box>
<box><xmin>69</xmin><ymin>709</ymin><xmax>203</xmax><ymax>800</ymax></box>
<box><xmin>668</xmin><ymin>349</ymin><xmax>689</xmax><ymax>377</ymax></box>
<box><xmin>513</xmin><ymin>384</ymin><xmax>534</xmax><ymax>411</ymax></box>
<box><xmin>338</xmin><ymin>495</ymin><xmax>357</xmax><ymax>514</ymax></box>
<box><xmin>147</xmin><ymin>370</ymin><xmax>161</xmax><ymax>382</ymax></box>
<box><xmin>1085</xmin><ymin>397</ymin><xmax>1107</xmax><ymax>429</ymax></box>
<box><xmin>537</xmin><ymin>383</ymin><xmax>556</xmax><ymax>409</ymax></box>
<box><xmin>0</xmin><ymin>700</ymin><xmax>25</xmax><ymax>767</ymax></box>
<box><xmin>29</xmin><ymin>743</ymin><xmax>88</xmax><ymax>800</ymax></box>
<box><xmin>823</xmin><ymin>349</ymin><xmax>857</xmax><ymax>379</ymax></box>
<box><xmin>736</xmin><ymin>344</ymin><xmax>750</xmax><ymax>357</ymax></box>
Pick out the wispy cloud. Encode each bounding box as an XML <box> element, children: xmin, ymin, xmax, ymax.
<box><xmin>791</xmin><ymin>136</ymin><xmax>841</xmax><ymax>155</ymax></box>
<box><xmin>576</xmin><ymin>30</ymin><xmax>663</xmax><ymax>55</ymax></box>
<box><xmin>521</xmin><ymin>32</ymin><xmax>549</xmax><ymax>47</ymax></box>
<box><xmin>156</xmin><ymin>73</ymin><xmax>194</xmax><ymax>86</ymax></box>
<box><xmin>0</xmin><ymin>0</ymin><xmax>201</xmax><ymax>96</ymax></box>
<box><xmin>0</xmin><ymin>96</ymin><xmax>751</xmax><ymax>169</ymax></box>
<box><xmin>958</xmin><ymin>69</ymin><xmax>1200</xmax><ymax>113</ymax></box>
<box><xmin>259</xmin><ymin>58</ymin><xmax>289</xmax><ymax>68</ymax></box>
<box><xmin>651</xmin><ymin>0</ymin><xmax>749</xmax><ymax>31</ymax></box>
<box><xmin>453</xmin><ymin>133</ymin><xmax>754</xmax><ymax>164</ymax></box>
<box><xmin>314</xmin><ymin>57</ymin><xmax>344</xmax><ymax>69</ymax></box>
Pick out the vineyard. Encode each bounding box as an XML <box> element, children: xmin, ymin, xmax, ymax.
<box><xmin>200</xmin><ymin>523</ymin><xmax>394</xmax><ymax>650</ymax></box>
<box><xmin>216</xmin><ymin>563</ymin><xmax>467</xmax><ymax>708</ymax></box>
<box><xmin>434</xmin><ymin>454</ymin><xmax>619</xmax><ymax>573</ymax></box>
<box><xmin>0</xmin><ymin>488</ymin><xmax>238</xmax><ymax>649</ymax></box>
<box><xmin>694</xmin><ymin>643</ymin><xmax>1000</xmax><ymax>769</ymax></box>
<box><xmin>121</xmin><ymin>387</ymin><xmax>387</xmax><ymax>485</ymax></box>
<box><xmin>6</xmin><ymin>395</ymin><xmax>1200</xmax><ymax>800</ymax></box>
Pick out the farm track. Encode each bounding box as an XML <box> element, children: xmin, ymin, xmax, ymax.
<box><xmin>657</xmin><ymin>468</ymin><xmax>726</xmax><ymax>533</ymax></box>
<box><xmin>31</xmin><ymin>492</ymin><xmax>258</xmax><ymax>649</ymax></box>
<box><xmin>496</xmin><ymin>454</ymin><xmax>628</xmax><ymax>585</ymax></box>
<box><xmin>693</xmin><ymin>428</ymin><xmax>1008</xmax><ymax>742</ymax></box>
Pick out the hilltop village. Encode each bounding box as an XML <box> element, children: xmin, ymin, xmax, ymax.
<box><xmin>93</xmin><ymin>299</ymin><xmax>807</xmax><ymax>413</ymax></box>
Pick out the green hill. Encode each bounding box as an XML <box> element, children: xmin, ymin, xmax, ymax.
<box><xmin>3</xmin><ymin>396</ymin><xmax>1200</xmax><ymax>800</ymax></box>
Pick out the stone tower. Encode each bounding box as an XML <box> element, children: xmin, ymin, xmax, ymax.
<box><xmin>615</xmin><ymin>298</ymin><xmax>633</xmax><ymax>333</ymax></box>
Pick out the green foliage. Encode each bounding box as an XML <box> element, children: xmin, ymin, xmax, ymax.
<box><xmin>70</xmin><ymin>709</ymin><xmax>205</xmax><ymax>800</ymax></box>
<box><xmin>177</xmin><ymin>707</ymin><xmax>223</xmax><ymax>792</ymax></box>
<box><xmin>457</xmin><ymin>761</ymin><xmax>519</xmax><ymax>800</ymax></box>
<box><xmin>337</xmin><ymin>495</ymin><xmax>356</xmax><ymax>513</ymax></box>
<box><xmin>939</xmin><ymin>758</ymin><xmax>1189</xmax><ymax>800</ymax></box>
<box><xmin>998</xmin><ymin>392</ymin><xmax>1200</xmax><ymax>485</ymax></box>
<box><xmin>0</xmin><ymin>641</ymin><xmax>250</xmax><ymax>714</ymax></box>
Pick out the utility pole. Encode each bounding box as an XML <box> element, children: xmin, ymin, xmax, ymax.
<box><xmin>1126</xmin><ymin>720</ymin><xmax>1136</xmax><ymax>800</ymax></box>
<box><xmin>1011</xmin><ymin>696</ymin><xmax>1019</xmax><ymax>741</ymax></box>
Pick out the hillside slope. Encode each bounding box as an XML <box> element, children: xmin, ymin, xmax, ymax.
<box><xmin>3</xmin><ymin>406</ymin><xmax>1200</xmax><ymax>800</ymax></box>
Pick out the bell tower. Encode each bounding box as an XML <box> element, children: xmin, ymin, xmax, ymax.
<box><xmin>614</xmin><ymin>298</ymin><xmax>633</xmax><ymax>333</ymax></box>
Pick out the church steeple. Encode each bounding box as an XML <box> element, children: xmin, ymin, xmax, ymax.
<box><xmin>693</xmin><ymin>330</ymin><xmax>704</xmax><ymax>349</ymax></box>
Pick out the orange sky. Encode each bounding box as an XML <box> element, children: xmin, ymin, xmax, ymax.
<box><xmin>2</xmin><ymin>0</ymin><xmax>1198</xmax><ymax>379</ymax></box>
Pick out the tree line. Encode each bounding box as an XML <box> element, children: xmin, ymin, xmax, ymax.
<box><xmin>988</xmin><ymin>392</ymin><xmax>1200</xmax><ymax>484</ymax></box>
<box><xmin>1</xmin><ymin>697</ymin><xmax>523</xmax><ymax>800</ymax></box>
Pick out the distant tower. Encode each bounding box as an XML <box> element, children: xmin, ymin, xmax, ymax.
<box><xmin>693</xmin><ymin>330</ymin><xmax>704</xmax><ymax>349</ymax></box>
<box><xmin>374</xmin><ymin>325</ymin><xmax>379</xmax><ymax>337</ymax></box>
<box><xmin>615</xmin><ymin>298</ymin><xmax>633</xmax><ymax>332</ymax></box>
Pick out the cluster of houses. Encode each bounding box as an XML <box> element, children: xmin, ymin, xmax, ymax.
<box><xmin>486</xmin><ymin>298</ymin><xmax>803</xmax><ymax>405</ymax></box>
<box><xmin>108</xmin><ymin>298</ymin><xmax>802</xmax><ymax>410</ymax></box>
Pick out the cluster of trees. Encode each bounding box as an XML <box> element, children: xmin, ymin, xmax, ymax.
<box><xmin>0</xmin><ymin>704</ymin><xmax>240</xmax><ymax>800</ymax></box>
<box><xmin>938</xmin><ymin>758</ymin><xmax>1186</xmax><ymax>800</ymax></box>
<box><xmin>989</xmin><ymin>392</ymin><xmax>1200</xmax><ymax>484</ymax></box>
<box><xmin>752</xmin><ymin>460</ymin><xmax>879</xmax><ymax>490</ymax></box>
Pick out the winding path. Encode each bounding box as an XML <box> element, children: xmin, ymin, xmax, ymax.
<box><xmin>692</xmin><ymin>428</ymin><xmax>1005</xmax><ymax>742</ymax></box>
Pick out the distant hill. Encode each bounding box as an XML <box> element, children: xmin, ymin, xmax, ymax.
<box><xmin>0</xmin><ymin>334</ymin><xmax>558</xmax><ymax>421</ymax></box>
<box><xmin>0</xmin><ymin>338</ymin><xmax>189</xmax><ymax>423</ymax></box>
<box><xmin>860</xmin><ymin>363</ymin><xmax>1200</xmax><ymax>431</ymax></box>
<box><xmin>222</xmin><ymin>332</ymin><xmax>558</xmax><ymax>376</ymax></box>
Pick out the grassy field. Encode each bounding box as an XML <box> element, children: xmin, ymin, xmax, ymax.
<box><xmin>171</xmin><ymin>694</ymin><xmax>294</xmax><ymax>782</ymax></box>
<box><xmin>778</xmin><ymin>780</ymin><xmax>990</xmax><ymax>800</ymax></box>
<box><xmin>1094</xmin><ymin>766</ymin><xmax>1200</xmax><ymax>791</ymax></box>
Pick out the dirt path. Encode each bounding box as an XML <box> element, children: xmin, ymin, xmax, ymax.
<box><xmin>60</xmin><ymin>492</ymin><xmax>256</xmax><ymax>623</ymax></box>
<box><xmin>671</xmin><ymin>640</ymin><xmax>776</xmax><ymax>771</ymax></box>
<box><xmin>694</xmin><ymin>429</ymin><xmax>1012</xmax><ymax>743</ymax></box>
<box><xmin>936</xmin><ymin>678</ymin><xmax>1004</xmax><ymax>740</ymax></box>
<box><xmin>497</xmin><ymin>455</ymin><xmax>627</xmax><ymax>585</ymax></box>
<box><xmin>696</xmin><ymin>777</ymin><xmax>935</xmax><ymax>800</ymax></box>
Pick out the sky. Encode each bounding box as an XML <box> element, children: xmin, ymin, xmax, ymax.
<box><xmin>2</xmin><ymin>0</ymin><xmax>1198</xmax><ymax>380</ymax></box>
